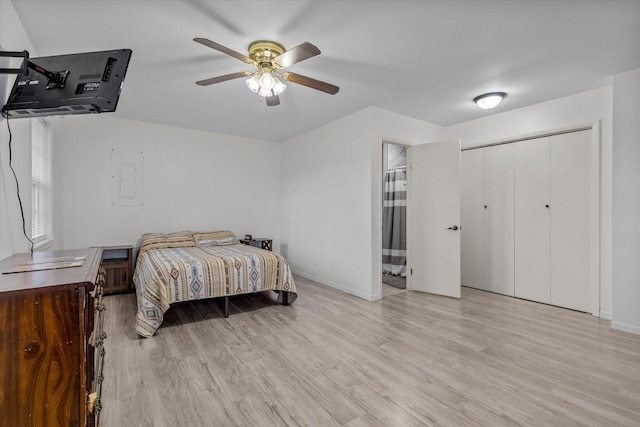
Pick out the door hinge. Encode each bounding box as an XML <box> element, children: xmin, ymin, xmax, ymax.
<box><xmin>410</xmin><ymin>268</ymin><xmax>413</xmax><ymax>275</ymax></box>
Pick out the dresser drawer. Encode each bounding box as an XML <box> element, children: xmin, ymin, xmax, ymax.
<box><xmin>103</xmin><ymin>260</ymin><xmax>129</xmax><ymax>269</ymax></box>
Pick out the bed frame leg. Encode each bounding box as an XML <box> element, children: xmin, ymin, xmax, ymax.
<box><xmin>224</xmin><ymin>296</ymin><xmax>230</xmax><ymax>318</ymax></box>
<box><xmin>282</xmin><ymin>291</ymin><xmax>289</xmax><ymax>306</ymax></box>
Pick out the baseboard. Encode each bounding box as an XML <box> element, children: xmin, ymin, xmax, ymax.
<box><xmin>292</xmin><ymin>270</ymin><xmax>376</xmax><ymax>301</ymax></box>
<box><xmin>599</xmin><ymin>311</ymin><xmax>612</xmax><ymax>320</ymax></box>
<box><xmin>611</xmin><ymin>320</ymin><xmax>640</xmax><ymax>336</ymax></box>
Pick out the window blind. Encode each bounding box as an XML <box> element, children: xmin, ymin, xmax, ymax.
<box><xmin>31</xmin><ymin>118</ymin><xmax>52</xmax><ymax>242</ymax></box>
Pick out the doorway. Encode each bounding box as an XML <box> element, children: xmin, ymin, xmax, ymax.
<box><xmin>376</xmin><ymin>139</ymin><xmax>461</xmax><ymax>300</ymax></box>
<box><xmin>382</xmin><ymin>142</ymin><xmax>408</xmax><ymax>295</ymax></box>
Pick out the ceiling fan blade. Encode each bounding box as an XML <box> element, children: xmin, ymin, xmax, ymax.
<box><xmin>273</xmin><ymin>42</ymin><xmax>321</xmax><ymax>68</ymax></box>
<box><xmin>193</xmin><ymin>38</ymin><xmax>255</xmax><ymax>65</ymax></box>
<box><xmin>196</xmin><ymin>71</ymin><xmax>252</xmax><ymax>86</ymax></box>
<box><xmin>266</xmin><ymin>95</ymin><xmax>280</xmax><ymax>106</ymax></box>
<box><xmin>282</xmin><ymin>72</ymin><xmax>339</xmax><ymax>95</ymax></box>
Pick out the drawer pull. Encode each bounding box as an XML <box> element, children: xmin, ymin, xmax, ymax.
<box><xmin>93</xmin><ymin>286</ymin><xmax>103</xmax><ymax>298</ymax></box>
<box><xmin>97</xmin><ymin>266</ymin><xmax>106</xmax><ymax>285</ymax></box>
<box><xmin>87</xmin><ymin>391</ymin><xmax>97</xmax><ymax>413</ymax></box>
<box><xmin>88</xmin><ymin>328</ymin><xmax>104</xmax><ymax>346</ymax></box>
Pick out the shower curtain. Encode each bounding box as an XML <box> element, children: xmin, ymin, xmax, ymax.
<box><xmin>382</xmin><ymin>168</ymin><xmax>407</xmax><ymax>276</ymax></box>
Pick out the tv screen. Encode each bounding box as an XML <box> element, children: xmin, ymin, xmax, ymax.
<box><xmin>1</xmin><ymin>48</ymin><xmax>132</xmax><ymax>119</ymax></box>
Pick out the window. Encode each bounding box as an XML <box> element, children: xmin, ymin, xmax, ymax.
<box><xmin>31</xmin><ymin>118</ymin><xmax>52</xmax><ymax>245</ymax></box>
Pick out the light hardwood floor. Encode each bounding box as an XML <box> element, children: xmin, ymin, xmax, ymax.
<box><xmin>101</xmin><ymin>276</ymin><xmax>640</xmax><ymax>426</ymax></box>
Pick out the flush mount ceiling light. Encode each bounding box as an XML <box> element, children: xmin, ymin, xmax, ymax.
<box><xmin>473</xmin><ymin>92</ymin><xmax>507</xmax><ymax>110</ymax></box>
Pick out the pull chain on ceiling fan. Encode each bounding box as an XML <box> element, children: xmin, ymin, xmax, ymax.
<box><xmin>193</xmin><ymin>38</ymin><xmax>339</xmax><ymax>106</ymax></box>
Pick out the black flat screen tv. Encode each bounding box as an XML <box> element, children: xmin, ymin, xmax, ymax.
<box><xmin>1</xmin><ymin>48</ymin><xmax>132</xmax><ymax>119</ymax></box>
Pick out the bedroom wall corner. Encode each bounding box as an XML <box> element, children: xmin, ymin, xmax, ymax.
<box><xmin>280</xmin><ymin>107</ymin><xmax>376</xmax><ymax>300</ymax></box>
<box><xmin>611</xmin><ymin>67</ymin><xmax>640</xmax><ymax>335</ymax></box>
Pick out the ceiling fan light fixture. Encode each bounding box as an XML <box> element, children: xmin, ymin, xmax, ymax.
<box><xmin>259</xmin><ymin>72</ymin><xmax>275</xmax><ymax>90</ymax></box>
<box><xmin>246</xmin><ymin>74</ymin><xmax>261</xmax><ymax>93</ymax></box>
<box><xmin>272</xmin><ymin>77</ymin><xmax>286</xmax><ymax>96</ymax></box>
<box><xmin>247</xmin><ymin>71</ymin><xmax>286</xmax><ymax>97</ymax></box>
<box><xmin>195</xmin><ymin>38</ymin><xmax>338</xmax><ymax>105</ymax></box>
<box><xmin>474</xmin><ymin>92</ymin><xmax>507</xmax><ymax>110</ymax></box>
<box><xmin>258</xmin><ymin>86</ymin><xmax>273</xmax><ymax>97</ymax></box>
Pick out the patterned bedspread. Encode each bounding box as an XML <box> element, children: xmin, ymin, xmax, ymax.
<box><xmin>133</xmin><ymin>244</ymin><xmax>296</xmax><ymax>337</ymax></box>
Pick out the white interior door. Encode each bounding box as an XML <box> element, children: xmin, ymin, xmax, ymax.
<box><xmin>409</xmin><ymin>140</ymin><xmax>461</xmax><ymax>298</ymax></box>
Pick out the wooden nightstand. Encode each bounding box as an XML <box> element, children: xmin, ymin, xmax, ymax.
<box><xmin>240</xmin><ymin>238</ymin><xmax>273</xmax><ymax>251</ymax></box>
<box><xmin>100</xmin><ymin>245</ymin><xmax>133</xmax><ymax>294</ymax></box>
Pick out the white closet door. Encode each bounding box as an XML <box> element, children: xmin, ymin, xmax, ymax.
<box><xmin>550</xmin><ymin>131</ymin><xmax>592</xmax><ymax>312</ymax></box>
<box><xmin>484</xmin><ymin>144</ymin><xmax>515</xmax><ymax>296</ymax></box>
<box><xmin>461</xmin><ymin>149</ymin><xmax>486</xmax><ymax>290</ymax></box>
<box><xmin>514</xmin><ymin>138</ymin><xmax>551</xmax><ymax>303</ymax></box>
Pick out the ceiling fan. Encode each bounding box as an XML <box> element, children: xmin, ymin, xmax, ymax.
<box><xmin>193</xmin><ymin>38</ymin><xmax>339</xmax><ymax>106</ymax></box>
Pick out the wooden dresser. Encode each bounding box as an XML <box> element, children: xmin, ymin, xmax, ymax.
<box><xmin>0</xmin><ymin>248</ymin><xmax>106</xmax><ymax>427</ymax></box>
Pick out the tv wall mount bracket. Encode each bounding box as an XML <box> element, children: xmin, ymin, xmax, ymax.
<box><xmin>0</xmin><ymin>50</ymin><xmax>69</xmax><ymax>89</ymax></box>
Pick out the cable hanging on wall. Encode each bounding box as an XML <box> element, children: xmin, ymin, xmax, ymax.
<box><xmin>5</xmin><ymin>116</ymin><xmax>34</xmax><ymax>254</ymax></box>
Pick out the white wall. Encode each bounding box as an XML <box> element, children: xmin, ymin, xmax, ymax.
<box><xmin>612</xmin><ymin>68</ymin><xmax>640</xmax><ymax>335</ymax></box>
<box><xmin>280</xmin><ymin>108</ymin><xmax>376</xmax><ymax>299</ymax></box>
<box><xmin>280</xmin><ymin>106</ymin><xmax>443</xmax><ymax>300</ymax></box>
<box><xmin>0</xmin><ymin>0</ymin><xmax>36</xmax><ymax>260</ymax></box>
<box><xmin>445</xmin><ymin>87</ymin><xmax>614</xmax><ymax>319</ymax></box>
<box><xmin>55</xmin><ymin>115</ymin><xmax>281</xmax><ymax>251</ymax></box>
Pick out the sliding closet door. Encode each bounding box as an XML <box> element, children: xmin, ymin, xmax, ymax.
<box><xmin>461</xmin><ymin>149</ymin><xmax>486</xmax><ymax>290</ymax></box>
<box><xmin>484</xmin><ymin>144</ymin><xmax>515</xmax><ymax>296</ymax></box>
<box><xmin>460</xmin><ymin>127</ymin><xmax>598</xmax><ymax>312</ymax></box>
<box><xmin>514</xmin><ymin>138</ymin><xmax>550</xmax><ymax>303</ymax></box>
<box><xmin>549</xmin><ymin>131</ymin><xmax>592</xmax><ymax>312</ymax></box>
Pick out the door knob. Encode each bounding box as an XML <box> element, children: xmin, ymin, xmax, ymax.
<box><xmin>447</xmin><ymin>225</ymin><xmax>459</xmax><ymax>231</ymax></box>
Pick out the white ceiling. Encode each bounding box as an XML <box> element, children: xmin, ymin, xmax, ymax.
<box><xmin>10</xmin><ymin>0</ymin><xmax>640</xmax><ymax>142</ymax></box>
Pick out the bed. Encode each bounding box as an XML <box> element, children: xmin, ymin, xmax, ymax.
<box><xmin>133</xmin><ymin>231</ymin><xmax>296</xmax><ymax>337</ymax></box>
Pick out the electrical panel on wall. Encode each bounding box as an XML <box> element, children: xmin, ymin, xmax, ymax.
<box><xmin>110</xmin><ymin>148</ymin><xmax>144</xmax><ymax>206</ymax></box>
